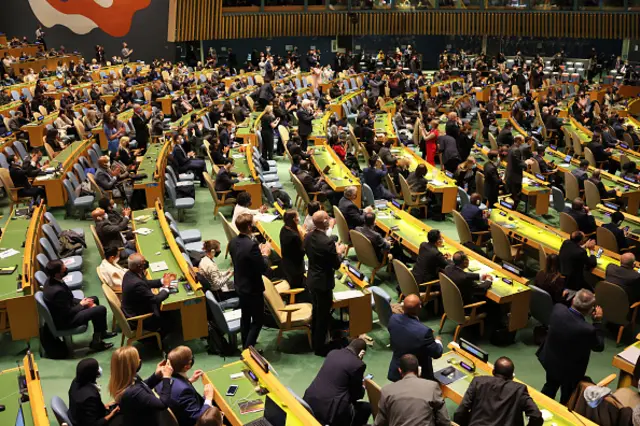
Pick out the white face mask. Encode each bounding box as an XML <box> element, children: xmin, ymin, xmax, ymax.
<box><xmin>103</xmin><ymin>213</ymin><xmax>109</xmax><ymax>220</ymax></box>
<box><xmin>97</xmin><ymin>366</ymin><xmax>103</xmax><ymax>378</ymax></box>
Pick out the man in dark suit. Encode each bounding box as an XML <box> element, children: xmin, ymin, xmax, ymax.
<box><xmin>538</xmin><ymin>289</ymin><xmax>605</xmax><ymax>404</ymax></box>
<box><xmin>229</xmin><ymin>213</ymin><xmax>271</xmax><ymax>349</ymax></box>
<box><xmin>218</xmin><ymin>122</ymin><xmax>233</xmax><ymax>148</ymax></box>
<box><xmin>305</xmin><ymin>210</ymin><xmax>346</xmax><ymax>356</ymax></box>
<box><xmin>559</xmin><ymin>231</ymin><xmax>598</xmax><ymax>292</ymax></box>
<box><xmin>443</xmin><ymin>251</ymin><xmax>492</xmax><ymax>305</ymax></box>
<box><xmin>563</xmin><ymin>198</ymin><xmax>597</xmax><ymax>235</ymax></box>
<box><xmin>8</xmin><ymin>155</ymin><xmax>47</xmax><ymax>202</ymax></box>
<box><xmin>606</xmin><ymin>253</ymin><xmax>640</xmax><ymax>304</ymax></box>
<box><xmin>157</xmin><ymin>346</ymin><xmax>215</xmax><ymax>426</ymax></box>
<box><xmin>505</xmin><ymin>135</ymin><xmax>527</xmax><ymax>210</ymax></box>
<box><xmin>292</xmin><ymin>156</ymin><xmax>337</xmax><ymax>205</ymax></box>
<box><xmin>602</xmin><ymin>211</ymin><xmax>628</xmax><ymax>251</ymax></box>
<box><xmin>483</xmin><ymin>150</ymin><xmax>503</xmax><ymax>207</ymax></box>
<box><xmin>413</xmin><ymin>229</ymin><xmax>450</xmax><ymax>285</ymax></box>
<box><xmin>297</xmin><ymin>99</ymin><xmax>315</xmax><ymax>151</ymax></box>
<box><xmin>461</xmin><ymin>193</ymin><xmax>489</xmax><ymax>233</ymax></box>
<box><xmin>339</xmin><ymin>186</ymin><xmax>372</xmax><ymax>230</ymax></box>
<box><xmin>43</xmin><ymin>260</ymin><xmax>115</xmax><ymax>351</ymax></box>
<box><xmin>355</xmin><ymin>212</ymin><xmax>390</xmax><ymax>263</ymax></box>
<box><xmin>121</xmin><ymin>253</ymin><xmax>176</xmax><ymax>333</ymax></box>
<box><xmin>589</xmin><ymin>169</ymin><xmax>617</xmax><ymax>201</ymax></box>
<box><xmin>454</xmin><ymin>357</ymin><xmax>543</xmax><ymax>426</ymax></box>
<box><xmin>131</xmin><ymin>104</ymin><xmax>150</xmax><ymax>151</ymax></box>
<box><xmin>587</xmin><ymin>133</ymin><xmax>611</xmax><ymax>167</ymax></box>
<box><xmin>445</xmin><ymin>112</ymin><xmax>461</xmax><ymax>141</ymax></box>
<box><xmin>496</xmin><ymin>122</ymin><xmax>514</xmax><ymax>147</ymax></box>
<box><xmin>92</xmin><ymin>207</ymin><xmax>136</xmax><ymax>259</ymax></box>
<box><xmin>571</xmin><ymin>159</ymin><xmax>590</xmax><ymax>190</ymax></box>
<box><xmin>387</xmin><ymin>294</ymin><xmax>443</xmax><ymax>382</ymax></box>
<box><xmin>214</xmin><ymin>158</ymin><xmax>240</xmax><ymax>197</ymax></box>
<box><xmin>438</xmin><ymin>133</ymin><xmax>461</xmax><ymax>174</ymax></box>
<box><xmin>304</xmin><ymin>339</ymin><xmax>371</xmax><ymax>426</ymax></box>
<box><xmin>172</xmin><ymin>135</ymin><xmax>206</xmax><ymax>187</ymax></box>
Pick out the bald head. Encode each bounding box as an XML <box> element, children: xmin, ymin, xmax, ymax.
<box><xmin>128</xmin><ymin>253</ymin><xmax>146</xmax><ymax>274</ymax></box>
<box><xmin>621</xmin><ymin>252</ymin><xmax>636</xmax><ymax>269</ymax></box>
<box><xmin>312</xmin><ymin>211</ymin><xmax>329</xmax><ymax>231</ymax></box>
<box><xmin>98</xmin><ymin>156</ymin><xmax>110</xmax><ymax>169</ymax></box>
<box><xmin>403</xmin><ymin>294</ymin><xmax>422</xmax><ymax>317</ymax></box>
<box><xmin>91</xmin><ymin>208</ymin><xmax>105</xmax><ymax>221</ymax></box>
<box><xmin>493</xmin><ymin>356</ymin><xmax>514</xmax><ymax>379</ymax></box>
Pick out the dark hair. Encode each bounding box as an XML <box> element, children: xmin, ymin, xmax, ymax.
<box><xmin>104</xmin><ymin>247</ymin><xmax>119</xmax><ymax>259</ymax></box>
<box><xmin>75</xmin><ymin>358</ymin><xmax>100</xmax><ymax>386</ymax></box>
<box><xmin>203</xmin><ymin>240</ymin><xmax>221</xmax><ymax>253</ymax></box>
<box><xmin>415</xmin><ymin>164</ymin><xmax>427</xmax><ymax>178</ymax></box>
<box><xmin>398</xmin><ymin>354</ymin><xmax>419</xmax><ymax>375</ymax></box>
<box><xmin>283</xmin><ymin>210</ymin><xmax>298</xmax><ymax>228</ymax></box>
<box><xmin>347</xmin><ymin>338</ymin><xmax>367</xmax><ymax>354</ymax></box>
<box><xmin>307</xmin><ymin>201</ymin><xmax>322</xmax><ymax>216</ymax></box>
<box><xmin>98</xmin><ymin>197</ymin><xmax>112</xmax><ymax>210</ymax></box>
<box><xmin>487</xmin><ymin>150</ymin><xmax>499</xmax><ymax>161</ymax></box>
<box><xmin>427</xmin><ymin>229</ymin><xmax>441</xmax><ymax>244</ymax></box>
<box><xmin>611</xmin><ymin>211</ymin><xmax>624</xmax><ymax>224</ymax></box>
<box><xmin>545</xmin><ymin>253</ymin><xmax>560</xmax><ymax>274</ymax></box>
<box><xmin>579</xmin><ymin>159</ymin><xmax>590</xmax><ymax>168</ymax></box>
<box><xmin>452</xmin><ymin>251</ymin><xmax>467</xmax><ymax>266</ymax></box>
<box><xmin>46</xmin><ymin>259</ymin><xmax>65</xmax><ymax>277</ymax></box>
<box><xmin>236</xmin><ymin>191</ymin><xmax>252</xmax><ymax>207</ymax></box>
<box><xmin>364</xmin><ymin>212</ymin><xmax>376</xmax><ymax>227</ymax></box>
<box><xmin>570</xmin><ymin>231</ymin><xmax>584</xmax><ymax>243</ymax></box>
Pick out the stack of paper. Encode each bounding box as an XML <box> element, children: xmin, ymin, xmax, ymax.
<box><xmin>255</xmin><ymin>214</ymin><xmax>278</xmax><ymax>223</ymax></box>
<box><xmin>334</xmin><ymin>290</ymin><xmax>364</xmax><ymax>301</ymax></box>
<box><xmin>134</xmin><ymin>228</ymin><xmax>153</xmax><ymax>236</ymax></box>
<box><xmin>0</xmin><ymin>248</ymin><xmax>19</xmax><ymax>259</ymax></box>
<box><xmin>617</xmin><ymin>345</ymin><xmax>640</xmax><ymax>364</ymax></box>
<box><xmin>149</xmin><ymin>261</ymin><xmax>169</xmax><ymax>272</ymax></box>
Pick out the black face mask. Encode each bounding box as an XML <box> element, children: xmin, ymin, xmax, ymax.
<box><xmin>214</xmin><ymin>251</ymin><xmax>221</xmax><ymax>258</ymax></box>
<box><xmin>142</xmin><ymin>260</ymin><xmax>150</xmax><ymax>270</ymax></box>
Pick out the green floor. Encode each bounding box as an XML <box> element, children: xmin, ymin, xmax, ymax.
<box><xmin>0</xmin><ymin>153</ymin><xmax>632</xmax><ymax>422</ymax></box>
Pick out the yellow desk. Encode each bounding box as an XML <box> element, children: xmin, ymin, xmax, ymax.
<box><xmin>204</xmin><ymin>349</ymin><xmax>321</xmax><ymax>426</ymax></box>
<box><xmin>0</xmin><ymin>353</ymin><xmax>50</xmax><ymax>426</ymax></box>
<box><xmin>612</xmin><ymin>337</ymin><xmax>640</xmax><ymax>389</ymax></box>
<box><xmin>21</xmin><ymin>112</ymin><xmax>58</xmax><ymax>147</ymax></box>
<box><xmin>94</xmin><ymin>104</ymin><xmax>152</xmax><ymax>151</ymax></box>
<box><xmin>133</xmin><ymin>141</ymin><xmax>170</xmax><ymax>208</ymax></box>
<box><xmin>311</xmin><ymin>144</ymin><xmax>361</xmax><ymax>207</ymax></box>
<box><xmin>374</xmin><ymin>111</ymin><xmax>397</xmax><ymax>144</ymax></box>
<box><xmin>376</xmin><ymin>203</ymin><xmax>531</xmax><ymax>332</ymax></box>
<box><xmin>132</xmin><ymin>201</ymin><xmax>208</xmax><ymax>341</ymax></box>
<box><xmin>435</xmin><ymin>343</ymin><xmax>597</xmax><ymax>426</ymax></box>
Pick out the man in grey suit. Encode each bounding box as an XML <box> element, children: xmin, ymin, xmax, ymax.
<box><xmin>605</xmin><ymin>253</ymin><xmax>640</xmax><ymax>304</ymax></box>
<box><xmin>505</xmin><ymin>135</ymin><xmax>527</xmax><ymax>210</ymax></box>
<box><xmin>374</xmin><ymin>354</ymin><xmax>450</xmax><ymax>426</ymax></box>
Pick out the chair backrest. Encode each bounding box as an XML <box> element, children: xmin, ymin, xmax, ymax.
<box><xmin>66</xmin><ymin>172</ymin><xmax>80</xmax><ymax>189</ymax></box>
<box><xmin>34</xmin><ymin>270</ymin><xmax>48</xmax><ymax>289</ymax></box>
<box><xmin>40</xmin><ymin>237</ymin><xmax>59</xmax><ymax>260</ymax></box>
<box><xmin>571</xmin><ymin>132</ymin><xmax>583</xmax><ymax>156</ymax></box>
<box><xmin>559</xmin><ymin>212</ymin><xmax>579</xmax><ymax>234</ymax></box>
<box><xmin>203</xmin><ymin>171</ymin><xmax>221</xmax><ymax>204</ymax></box>
<box><xmin>350</xmin><ymin>230</ymin><xmax>382</xmax><ymax>268</ymax></box>
<box><xmin>596</xmin><ymin>226</ymin><xmax>619</xmax><ymax>252</ymax></box>
<box><xmin>290</xmin><ymin>172</ymin><xmax>312</xmax><ymax>205</ymax></box>
<box><xmin>475</xmin><ymin>171</ymin><xmax>485</xmax><ymax>200</ymax></box>
<box><xmin>583</xmin><ymin>179</ymin><xmax>601</xmax><ymax>210</ymax></box>
<box><xmin>529</xmin><ymin>284</ymin><xmax>554</xmax><ymax>327</ymax></box>
<box><xmin>332</xmin><ymin>205</ymin><xmax>351</xmax><ymax>246</ymax></box>
<box><xmin>551</xmin><ymin>186</ymin><xmax>566</xmax><ymax>213</ymax></box>
<box><xmin>73</xmin><ymin>164</ymin><xmax>87</xmax><ymax>182</ymax></box>
<box><xmin>489</xmin><ymin>222</ymin><xmax>513</xmax><ymax>262</ymax></box>
<box><xmin>620</xmin><ymin>154</ymin><xmax>631</xmax><ymax>171</ymax></box>
<box><xmin>538</xmin><ymin>243</ymin><xmax>548</xmax><ymax>271</ymax></box>
<box><xmin>0</xmin><ymin>169</ymin><xmax>18</xmax><ymax>202</ymax></box>
<box><xmin>204</xmin><ymin>290</ymin><xmax>231</xmax><ymax>334</ymax></box>
<box><xmin>91</xmin><ymin>225</ymin><xmax>105</xmax><ymax>259</ymax></box>
<box><xmin>488</xmin><ymin>132</ymin><xmax>498</xmax><ymax>150</ymax></box>
<box><xmin>35</xmin><ymin>292</ymin><xmax>59</xmax><ymax>334</ymax></box>
<box><xmin>219</xmin><ymin>212</ymin><xmax>239</xmax><ymax>243</ymax></box>
<box><xmin>44</xmin><ymin>212</ymin><xmax>62</xmax><ymax>236</ymax></box>
<box><xmin>51</xmin><ymin>396</ymin><xmax>73</xmax><ymax>426</ymax></box>
<box><xmin>0</xmin><ymin>153</ymin><xmax>8</xmax><ymax>169</ymax></box>
<box><xmin>392</xmin><ymin>259</ymin><xmax>420</xmax><ymax>297</ymax></box>
<box><xmin>164</xmin><ymin>181</ymin><xmax>178</xmax><ymax>204</ymax></box>
<box><xmin>42</xmin><ymin>224</ymin><xmax>61</xmax><ymax>250</ymax></box>
<box><xmin>370</xmin><ymin>286</ymin><xmax>392</xmax><ymax>328</ymax></box>
<box><xmin>439</xmin><ymin>272</ymin><xmax>467</xmax><ymax>326</ymax></box>
<box><xmin>87</xmin><ymin>174</ymin><xmax>108</xmax><ymax>200</ymax></box>
<box><xmin>13</xmin><ymin>141</ymin><xmax>27</xmax><ymax>160</ymax></box>
<box><xmin>529</xmin><ymin>159</ymin><xmax>541</xmax><ymax>174</ymax></box>
<box><xmin>398</xmin><ymin>174</ymin><xmax>416</xmax><ymax>207</ymax></box>
<box><xmin>63</xmin><ymin>179</ymin><xmax>77</xmax><ymax>203</ymax></box>
<box><xmin>361</xmin><ymin>183</ymin><xmax>374</xmax><ymax>208</ymax></box>
<box><xmin>584</xmin><ymin>147</ymin><xmax>596</xmax><ymax>167</ymax></box>
<box><xmin>564</xmin><ymin>171</ymin><xmax>581</xmax><ymax>202</ymax></box>
<box><xmin>37</xmin><ymin>253</ymin><xmax>50</xmax><ymax>270</ymax></box>
<box><xmin>364</xmin><ymin>379</ymin><xmax>382</xmax><ymax>420</ymax></box>
<box><xmin>452</xmin><ymin>210</ymin><xmax>473</xmax><ymax>245</ymax></box>
<box><xmin>458</xmin><ymin>187</ymin><xmax>470</xmax><ymax>207</ymax></box>
<box><xmin>262</xmin><ymin>276</ymin><xmax>286</xmax><ymax>327</ymax></box>
<box><xmin>101</xmin><ymin>283</ymin><xmax>134</xmax><ymax>337</ymax></box>
<box><xmin>595</xmin><ymin>280</ymin><xmax>630</xmax><ymax>325</ymax></box>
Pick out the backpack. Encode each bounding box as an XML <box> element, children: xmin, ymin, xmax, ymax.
<box><xmin>39</xmin><ymin>324</ymin><xmax>69</xmax><ymax>359</ymax></box>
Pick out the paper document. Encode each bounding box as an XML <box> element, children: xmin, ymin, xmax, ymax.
<box><xmin>149</xmin><ymin>261</ymin><xmax>169</xmax><ymax>272</ymax></box>
<box><xmin>176</xmin><ymin>181</ymin><xmax>192</xmax><ymax>187</ymax></box>
<box><xmin>255</xmin><ymin>214</ymin><xmax>278</xmax><ymax>223</ymax></box>
<box><xmin>223</xmin><ymin>310</ymin><xmax>242</xmax><ymax>322</ymax></box>
<box><xmin>334</xmin><ymin>290</ymin><xmax>364</xmax><ymax>301</ymax></box>
<box><xmin>0</xmin><ymin>248</ymin><xmax>20</xmax><ymax>259</ymax></box>
<box><xmin>231</xmin><ymin>154</ymin><xmax>244</xmax><ymax>159</ymax></box>
<box><xmin>617</xmin><ymin>345</ymin><xmax>640</xmax><ymax>364</ymax></box>
<box><xmin>62</xmin><ymin>258</ymin><xmax>76</xmax><ymax>266</ymax></box>
<box><xmin>431</xmin><ymin>180</ymin><xmax>443</xmax><ymax>187</ymax></box>
<box><xmin>134</xmin><ymin>228</ymin><xmax>153</xmax><ymax>236</ymax></box>
<box><xmin>522</xmin><ymin>177</ymin><xmax>533</xmax><ymax>185</ymax></box>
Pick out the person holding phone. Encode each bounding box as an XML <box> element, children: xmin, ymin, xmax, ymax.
<box><xmin>602</xmin><ymin>211</ymin><xmax>630</xmax><ymax>251</ymax></box>
<box><xmin>558</xmin><ymin>231</ymin><xmax>598</xmax><ymax>292</ymax></box>
<box><xmin>303</xmin><ymin>338</ymin><xmax>371</xmax><ymax>426</ymax></box>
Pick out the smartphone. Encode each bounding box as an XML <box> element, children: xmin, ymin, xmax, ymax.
<box><xmin>364</xmin><ymin>374</ymin><xmax>374</xmax><ymax>380</ymax></box>
<box><xmin>595</xmin><ymin>247</ymin><xmax>604</xmax><ymax>259</ymax></box>
<box><xmin>226</xmin><ymin>385</ymin><xmax>239</xmax><ymax>396</ymax></box>
<box><xmin>624</xmin><ymin>226</ymin><xmax>630</xmax><ymax>233</ymax></box>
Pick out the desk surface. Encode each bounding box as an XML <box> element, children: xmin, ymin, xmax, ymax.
<box><xmin>0</xmin><ymin>210</ymin><xmax>37</xmax><ymax>301</ymax></box>
<box><xmin>136</xmin><ymin>142</ymin><xmax>164</xmax><ymax>185</ymax></box>
<box><xmin>229</xmin><ymin>146</ymin><xmax>257</xmax><ymax>189</ymax></box>
<box><xmin>388</xmin><ymin>145</ymin><xmax>457</xmax><ymax>189</ymax></box>
<box><xmin>34</xmin><ymin>139</ymin><xmax>89</xmax><ymax>183</ymax></box>
<box><xmin>0</xmin><ymin>368</ymin><xmax>35</xmax><ymax>426</ymax></box>
<box><xmin>132</xmin><ymin>207</ymin><xmax>202</xmax><ymax>305</ymax></box>
<box><xmin>311</xmin><ymin>144</ymin><xmax>359</xmax><ymax>190</ymax></box>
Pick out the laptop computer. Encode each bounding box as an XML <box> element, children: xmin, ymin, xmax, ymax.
<box><xmin>246</xmin><ymin>395</ymin><xmax>287</xmax><ymax>426</ymax></box>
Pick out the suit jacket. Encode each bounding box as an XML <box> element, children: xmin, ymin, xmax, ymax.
<box><xmin>537</xmin><ymin>304</ymin><xmax>605</xmax><ymax>382</ymax></box>
<box><xmin>605</xmin><ymin>264</ymin><xmax>640</xmax><ymax>304</ymax></box>
<box><xmin>296</xmin><ymin>169</ymin><xmax>324</xmax><ymax>194</ymax></box>
<box><xmin>213</xmin><ymin>168</ymin><xmax>238</xmax><ymax>193</ymax></box>
<box><xmin>603</xmin><ymin>222</ymin><xmax>628</xmax><ymax>250</ymax></box>
<box><xmin>95</xmin><ymin>217</ymin><xmax>128</xmax><ymax>251</ymax></box>
<box><xmin>587</xmin><ymin>141</ymin><xmax>610</xmax><ymax>163</ymax></box>
<box><xmin>131</xmin><ymin>113</ymin><xmax>150</xmax><ymax>145</ymax></box>
<box><xmin>68</xmin><ymin>380</ymin><xmax>108</xmax><ymax>426</ymax></box>
<box><xmin>95</xmin><ymin>167</ymin><xmax>117</xmax><ymax>191</ymax></box>
<box><xmin>453</xmin><ymin>376</ymin><xmax>543</xmax><ymax>426</ymax></box>
<box><xmin>155</xmin><ymin>374</ymin><xmax>207</xmax><ymax>426</ymax></box>
<box><xmin>374</xmin><ymin>375</ymin><xmax>450</xmax><ymax>426</ymax></box>
<box><xmin>461</xmin><ymin>204</ymin><xmax>488</xmax><ymax>233</ymax></box>
<box><xmin>497</xmin><ymin>128</ymin><xmax>514</xmax><ymax>147</ymax></box>
<box><xmin>506</xmin><ymin>145</ymin><xmax>525</xmax><ymax>186</ymax></box>
<box><xmin>120</xmin><ymin>374</ymin><xmax>172</xmax><ymax>426</ymax></box>
<box><xmin>304</xmin><ymin>230</ymin><xmax>342</xmax><ymax>292</ymax></box>
<box><xmin>355</xmin><ymin>225</ymin><xmax>389</xmax><ymax>262</ymax></box>
<box><xmin>564</xmin><ymin>207</ymin><xmax>597</xmax><ymax>234</ymax></box>
<box><xmin>304</xmin><ymin>348</ymin><xmax>366</xmax><ymax>425</ymax></box>
<box><xmin>297</xmin><ymin>108</ymin><xmax>314</xmax><ymax>137</ymax></box>
<box><xmin>407</xmin><ymin>171</ymin><xmax>428</xmax><ymax>193</ymax></box>
<box><xmin>172</xmin><ymin>144</ymin><xmax>193</xmax><ymax>173</ymax></box>
<box><xmin>280</xmin><ymin>226</ymin><xmax>306</xmax><ymax>278</ymax></box>
<box><xmin>387</xmin><ymin>314</ymin><xmax>442</xmax><ymax>382</ymax></box>
<box><xmin>438</xmin><ymin>134</ymin><xmax>460</xmax><ymax>164</ymax></box>
<box><xmin>43</xmin><ymin>278</ymin><xmax>85</xmax><ymax>330</ymax></box>
<box><xmin>339</xmin><ymin>197</ymin><xmax>365</xmax><ymax>229</ymax></box>
<box><xmin>121</xmin><ymin>271</ymin><xmax>168</xmax><ymax>319</ymax></box>
<box><xmin>413</xmin><ymin>242</ymin><xmax>450</xmax><ymax>285</ymax></box>
<box><xmin>229</xmin><ymin>234</ymin><xmax>268</xmax><ymax>296</ymax></box>
<box><xmin>483</xmin><ymin>161</ymin><xmax>502</xmax><ymax>205</ymax></box>
<box><xmin>363</xmin><ymin>166</ymin><xmax>388</xmax><ymax>199</ymax></box>
<box><xmin>558</xmin><ymin>239</ymin><xmax>597</xmax><ymax>291</ymax></box>
<box><xmin>572</xmin><ymin>168</ymin><xmax>589</xmax><ymax>189</ymax></box>
<box><xmin>443</xmin><ymin>264</ymin><xmax>490</xmax><ymax>305</ymax></box>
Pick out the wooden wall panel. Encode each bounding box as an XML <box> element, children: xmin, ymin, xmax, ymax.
<box><xmin>173</xmin><ymin>3</ymin><xmax>640</xmax><ymax>42</ymax></box>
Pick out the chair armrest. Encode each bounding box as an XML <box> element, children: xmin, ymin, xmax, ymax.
<box><xmin>601</xmin><ymin>198</ymin><xmax>616</xmax><ymax>202</ymax></box>
<box><xmin>622</xmin><ymin>246</ymin><xmax>636</xmax><ymax>252</ymax></box>
<box><xmin>418</xmin><ymin>279</ymin><xmax>439</xmax><ymax>288</ymax></box>
<box><xmin>463</xmin><ymin>301</ymin><xmax>487</xmax><ymax>309</ymax></box>
<box><xmin>216</xmin><ymin>190</ymin><xmax>233</xmax><ymax>203</ymax></box>
<box><xmin>471</xmin><ymin>230</ymin><xmax>490</xmax><ymax>235</ymax></box>
<box><xmin>597</xmin><ymin>374</ymin><xmax>617</xmax><ymax>387</ymax></box>
<box><xmin>279</xmin><ymin>306</ymin><xmax>301</xmax><ymax>313</ymax></box>
<box><xmin>127</xmin><ymin>313</ymin><xmax>154</xmax><ymax>338</ymax></box>
<box><xmin>126</xmin><ymin>313</ymin><xmax>154</xmax><ymax>322</ymax></box>
<box><xmin>630</xmin><ymin>301</ymin><xmax>640</xmax><ymax>309</ymax></box>
<box><xmin>411</xmin><ymin>191</ymin><xmax>427</xmax><ymax>197</ymax></box>
<box><xmin>281</xmin><ymin>288</ymin><xmax>305</xmax><ymax>295</ymax></box>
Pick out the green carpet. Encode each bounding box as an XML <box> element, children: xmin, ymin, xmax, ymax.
<box><xmin>0</xmin><ymin>152</ymin><xmax>631</xmax><ymax>422</ymax></box>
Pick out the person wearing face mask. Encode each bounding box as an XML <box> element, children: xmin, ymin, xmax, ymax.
<box><xmin>43</xmin><ymin>260</ymin><xmax>115</xmax><ymax>352</ymax></box>
<box><xmin>279</xmin><ymin>210</ymin><xmax>306</xmax><ymax>290</ymax></box>
<box><xmin>461</xmin><ymin>193</ymin><xmax>489</xmax><ymax>235</ymax></box>
<box><xmin>8</xmin><ymin>155</ymin><xmax>47</xmax><ymax>202</ymax></box>
<box><xmin>69</xmin><ymin>358</ymin><xmax>120</xmax><ymax>426</ymax></box>
<box><xmin>443</xmin><ymin>251</ymin><xmax>493</xmax><ymax>306</ymax></box>
<box><xmin>98</xmin><ymin>247</ymin><xmax>127</xmax><ymax>291</ymax></box>
<box><xmin>95</xmin><ymin>156</ymin><xmax>126</xmax><ymax>194</ymax></box>
<box><xmin>171</xmin><ymin>134</ymin><xmax>207</xmax><ymax>188</ymax></box>
<box><xmin>214</xmin><ymin>158</ymin><xmax>241</xmax><ymax>199</ymax></box>
<box><xmin>199</xmin><ymin>240</ymin><xmax>235</xmax><ymax>301</ymax></box>
<box><xmin>304</xmin><ymin>338</ymin><xmax>371</xmax><ymax>426</ymax></box>
<box><xmin>483</xmin><ymin>150</ymin><xmax>503</xmax><ymax>207</ymax></box>
<box><xmin>109</xmin><ymin>346</ymin><xmax>174</xmax><ymax>426</ymax></box>
<box><xmin>155</xmin><ymin>346</ymin><xmax>215</xmax><ymax>426</ymax></box>
<box><xmin>92</xmin><ymin>207</ymin><xmax>135</xmax><ymax>260</ymax></box>
<box><xmin>121</xmin><ymin>253</ymin><xmax>177</xmax><ymax>334</ymax></box>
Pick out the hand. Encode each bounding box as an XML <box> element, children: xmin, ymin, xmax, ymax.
<box><xmin>259</xmin><ymin>205</ymin><xmax>268</xmax><ymax>213</ymax></box>
<box><xmin>161</xmin><ymin>360</ymin><xmax>173</xmax><ymax>378</ymax></box>
<box><xmin>203</xmin><ymin>383</ymin><xmax>214</xmax><ymax>401</ymax></box>
<box><xmin>162</xmin><ymin>273</ymin><xmax>177</xmax><ymax>286</ymax></box>
<box><xmin>481</xmin><ymin>274</ymin><xmax>493</xmax><ymax>282</ymax></box>
<box><xmin>585</xmin><ymin>239</ymin><xmax>596</xmax><ymax>250</ymax></box>
<box><xmin>105</xmin><ymin>405</ymin><xmax>120</xmax><ymax>421</ymax></box>
<box><xmin>156</xmin><ymin>359</ymin><xmax>167</xmax><ymax>375</ymax></box>
<box><xmin>329</xmin><ymin>218</ymin><xmax>335</xmax><ymax>228</ymax></box>
<box><xmin>336</xmin><ymin>243</ymin><xmax>347</xmax><ymax>255</ymax></box>
<box><xmin>260</xmin><ymin>243</ymin><xmax>272</xmax><ymax>256</ymax></box>
<box><xmin>444</xmin><ymin>253</ymin><xmax>451</xmax><ymax>260</ymax></box>
<box><xmin>584</xmin><ymin>206</ymin><xmax>590</xmax><ymax>214</ymax></box>
<box><xmin>189</xmin><ymin>369</ymin><xmax>204</xmax><ymax>383</ymax></box>
<box><xmin>80</xmin><ymin>298</ymin><xmax>95</xmax><ymax>307</ymax></box>
<box><xmin>562</xmin><ymin>289</ymin><xmax>569</xmax><ymax>297</ymax></box>
<box><xmin>592</xmin><ymin>305</ymin><xmax>603</xmax><ymax>322</ymax></box>
<box><xmin>123</xmin><ymin>208</ymin><xmax>132</xmax><ymax>218</ymax></box>
<box><xmin>435</xmin><ymin>335</ymin><xmax>442</xmax><ymax>341</ymax></box>
<box><xmin>238</xmin><ymin>173</ymin><xmax>245</xmax><ymax>178</ymax></box>
<box><xmin>364</xmin><ymin>206</ymin><xmax>374</xmax><ymax>213</ymax></box>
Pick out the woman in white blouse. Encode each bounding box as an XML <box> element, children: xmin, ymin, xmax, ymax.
<box><xmin>199</xmin><ymin>240</ymin><xmax>236</xmax><ymax>301</ymax></box>
<box><xmin>231</xmin><ymin>191</ymin><xmax>267</xmax><ymax>229</ymax></box>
